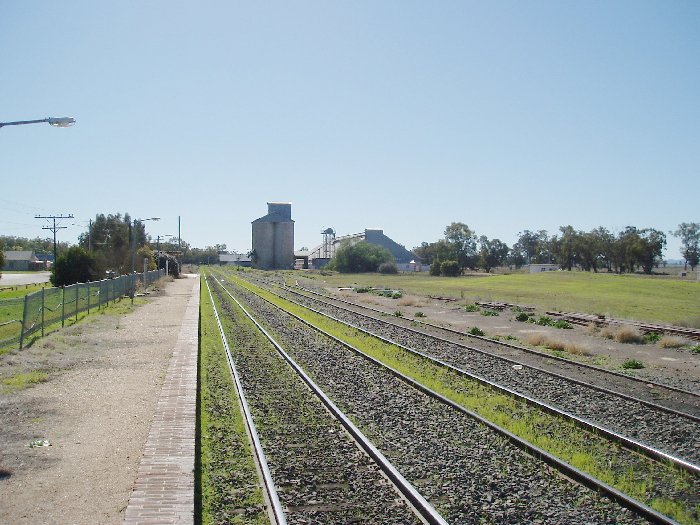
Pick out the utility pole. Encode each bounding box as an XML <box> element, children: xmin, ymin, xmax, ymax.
<box><xmin>35</xmin><ymin>214</ymin><xmax>74</xmax><ymax>262</ymax></box>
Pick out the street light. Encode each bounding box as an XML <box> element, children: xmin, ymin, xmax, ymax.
<box><xmin>0</xmin><ymin>116</ymin><xmax>76</xmax><ymax>129</ymax></box>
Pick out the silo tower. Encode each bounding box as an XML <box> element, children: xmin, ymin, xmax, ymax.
<box><xmin>321</xmin><ymin>227</ymin><xmax>335</xmax><ymax>259</ymax></box>
<box><xmin>251</xmin><ymin>202</ymin><xmax>295</xmax><ymax>269</ymax></box>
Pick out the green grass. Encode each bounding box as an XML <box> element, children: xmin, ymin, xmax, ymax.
<box><xmin>0</xmin><ymin>282</ymin><xmax>46</xmax><ymax>299</ymax></box>
<box><xmin>1</xmin><ymin>371</ymin><xmax>49</xmax><ymax>393</ymax></box>
<box><xmin>294</xmin><ymin>271</ymin><xmax>700</xmax><ymax>326</ymax></box>
<box><xmin>227</xmin><ymin>271</ymin><xmax>698</xmax><ymax>525</ymax></box>
<box><xmin>199</xmin><ymin>277</ymin><xmax>266</xmax><ymax>524</ymax></box>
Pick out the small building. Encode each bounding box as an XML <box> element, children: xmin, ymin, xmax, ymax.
<box><xmin>2</xmin><ymin>251</ymin><xmax>43</xmax><ymax>271</ymax></box>
<box><xmin>251</xmin><ymin>202</ymin><xmax>295</xmax><ymax>270</ymax></box>
<box><xmin>219</xmin><ymin>252</ymin><xmax>252</xmax><ymax>267</ymax></box>
<box><xmin>528</xmin><ymin>263</ymin><xmax>559</xmax><ymax>273</ymax></box>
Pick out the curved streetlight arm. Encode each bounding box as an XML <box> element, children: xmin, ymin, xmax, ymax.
<box><xmin>0</xmin><ymin>117</ymin><xmax>75</xmax><ymax>129</ymax></box>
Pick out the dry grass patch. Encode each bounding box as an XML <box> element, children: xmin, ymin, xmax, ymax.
<box><xmin>398</xmin><ymin>297</ymin><xmax>417</xmax><ymax>307</ymax></box>
<box><xmin>601</xmin><ymin>325</ymin><xmax>644</xmax><ymax>344</ymax></box>
<box><xmin>525</xmin><ymin>334</ymin><xmax>591</xmax><ymax>356</ymax></box>
<box><xmin>659</xmin><ymin>336</ymin><xmax>687</xmax><ymax>348</ymax></box>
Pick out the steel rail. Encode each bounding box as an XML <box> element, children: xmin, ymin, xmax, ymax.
<box><xmin>225</xmin><ymin>275</ymin><xmax>684</xmax><ymax>525</ymax></box>
<box><xmin>204</xmin><ymin>277</ymin><xmax>288</xmax><ymax>525</ymax></box>
<box><xmin>292</xmin><ymin>285</ymin><xmax>700</xmax><ymax>400</ymax></box>
<box><xmin>236</xmin><ymin>276</ymin><xmax>700</xmax><ymax>476</ymax></box>
<box><xmin>286</xmin><ymin>284</ymin><xmax>700</xmax><ymax>420</ymax></box>
<box><xmin>212</xmin><ymin>277</ymin><xmax>447</xmax><ymax>525</ymax></box>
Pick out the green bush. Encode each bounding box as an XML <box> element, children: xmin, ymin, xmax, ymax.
<box><xmin>464</xmin><ymin>304</ymin><xmax>480</xmax><ymax>312</ymax></box>
<box><xmin>691</xmin><ymin>345</ymin><xmax>700</xmax><ymax>354</ymax></box>
<box><xmin>393</xmin><ymin>310</ymin><xmax>403</xmax><ymax>317</ymax></box>
<box><xmin>440</xmin><ymin>260</ymin><xmax>461</xmax><ymax>277</ymax></box>
<box><xmin>355</xmin><ymin>287</ymin><xmax>371</xmax><ymax>293</ymax></box>
<box><xmin>430</xmin><ymin>260</ymin><xmax>442</xmax><ymax>276</ymax></box>
<box><xmin>51</xmin><ymin>246</ymin><xmax>98</xmax><ymax>286</ymax></box>
<box><xmin>391</xmin><ymin>292</ymin><xmax>403</xmax><ymax>299</ymax></box>
<box><xmin>378</xmin><ymin>262</ymin><xmax>398</xmax><ymax>274</ymax></box>
<box><xmin>414</xmin><ymin>311</ymin><xmax>426</xmax><ymax>318</ymax></box>
<box><xmin>536</xmin><ymin>316</ymin><xmax>554</xmax><ymax>326</ymax></box>
<box><xmin>643</xmin><ymin>331</ymin><xmax>661</xmax><ymax>343</ymax></box>
<box><xmin>553</xmin><ymin>320</ymin><xmax>573</xmax><ymax>329</ymax></box>
<box><xmin>468</xmin><ymin>327</ymin><xmax>485</xmax><ymax>336</ymax></box>
<box><xmin>328</xmin><ymin>241</ymin><xmax>394</xmax><ymax>273</ymax></box>
<box><xmin>481</xmin><ymin>309</ymin><xmax>499</xmax><ymax>317</ymax></box>
<box><xmin>515</xmin><ymin>312</ymin><xmax>529</xmax><ymax>322</ymax></box>
<box><xmin>622</xmin><ymin>359</ymin><xmax>645</xmax><ymax>370</ymax></box>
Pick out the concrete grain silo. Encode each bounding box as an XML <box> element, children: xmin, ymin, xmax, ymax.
<box><xmin>251</xmin><ymin>202</ymin><xmax>295</xmax><ymax>270</ymax></box>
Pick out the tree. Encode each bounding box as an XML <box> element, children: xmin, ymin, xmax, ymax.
<box><xmin>328</xmin><ymin>241</ymin><xmax>394</xmax><ymax>273</ymax></box>
<box><xmin>413</xmin><ymin>240</ymin><xmax>455</xmax><ymax>267</ymax></box>
<box><xmin>444</xmin><ymin>222</ymin><xmax>478</xmax><ymax>271</ymax></box>
<box><xmin>551</xmin><ymin>226</ymin><xmax>579</xmax><ymax>271</ymax></box>
<box><xmin>635</xmin><ymin>228</ymin><xmax>666</xmax><ymax>274</ymax></box>
<box><xmin>478</xmin><ymin>236</ymin><xmax>509</xmax><ymax>273</ymax></box>
<box><xmin>0</xmin><ymin>239</ymin><xmax>5</xmax><ymax>276</ymax></box>
<box><xmin>674</xmin><ymin>222</ymin><xmax>700</xmax><ymax>270</ymax></box>
<box><xmin>79</xmin><ymin>213</ymin><xmax>136</xmax><ymax>275</ymax></box>
<box><xmin>51</xmin><ymin>246</ymin><xmax>97</xmax><ymax>286</ymax></box>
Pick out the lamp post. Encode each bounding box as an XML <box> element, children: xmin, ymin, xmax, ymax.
<box><xmin>0</xmin><ymin>117</ymin><xmax>76</xmax><ymax>129</ymax></box>
<box><xmin>131</xmin><ymin>217</ymin><xmax>160</xmax><ymax>273</ymax></box>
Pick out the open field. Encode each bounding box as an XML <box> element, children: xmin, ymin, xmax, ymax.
<box><xmin>295</xmin><ymin>271</ymin><xmax>700</xmax><ymax>327</ymax></box>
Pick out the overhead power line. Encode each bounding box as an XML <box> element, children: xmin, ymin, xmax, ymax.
<box><xmin>35</xmin><ymin>214</ymin><xmax>74</xmax><ymax>261</ymax></box>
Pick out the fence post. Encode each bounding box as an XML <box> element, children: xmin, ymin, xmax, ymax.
<box><xmin>19</xmin><ymin>293</ymin><xmax>28</xmax><ymax>349</ymax></box>
<box><xmin>87</xmin><ymin>282</ymin><xmax>90</xmax><ymax>314</ymax></box>
<box><xmin>41</xmin><ymin>286</ymin><xmax>45</xmax><ymax>337</ymax></box>
<box><xmin>75</xmin><ymin>284</ymin><xmax>79</xmax><ymax>322</ymax></box>
<box><xmin>61</xmin><ymin>286</ymin><xmax>66</xmax><ymax>328</ymax></box>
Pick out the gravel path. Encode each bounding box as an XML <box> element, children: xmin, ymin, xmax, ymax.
<box><xmin>0</xmin><ymin>275</ymin><xmax>198</xmax><ymax>525</ymax></box>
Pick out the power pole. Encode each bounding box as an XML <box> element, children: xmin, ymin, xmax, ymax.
<box><xmin>35</xmin><ymin>214</ymin><xmax>74</xmax><ymax>262</ymax></box>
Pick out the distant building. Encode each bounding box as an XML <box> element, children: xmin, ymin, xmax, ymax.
<box><xmin>528</xmin><ymin>263</ymin><xmax>559</xmax><ymax>273</ymax></box>
<box><xmin>219</xmin><ymin>252</ymin><xmax>252</xmax><ymax>267</ymax></box>
<box><xmin>2</xmin><ymin>251</ymin><xmax>43</xmax><ymax>271</ymax></box>
<box><xmin>251</xmin><ymin>202</ymin><xmax>295</xmax><ymax>270</ymax></box>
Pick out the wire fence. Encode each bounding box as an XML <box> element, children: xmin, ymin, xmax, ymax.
<box><xmin>0</xmin><ymin>270</ymin><xmax>165</xmax><ymax>350</ymax></box>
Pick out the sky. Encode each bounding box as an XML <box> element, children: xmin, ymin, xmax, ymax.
<box><xmin>1</xmin><ymin>1</ymin><xmax>698</xmax><ymax>260</ymax></box>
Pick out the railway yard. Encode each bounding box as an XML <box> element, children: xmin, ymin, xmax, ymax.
<box><xmin>201</xmin><ymin>268</ymin><xmax>699</xmax><ymax>525</ymax></box>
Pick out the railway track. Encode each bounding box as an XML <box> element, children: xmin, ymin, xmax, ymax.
<box><xmin>251</xmin><ymin>277</ymin><xmax>700</xmax><ymax>471</ymax></box>
<box><xmin>209</xmin><ymin>271</ymin><xmax>698</xmax><ymax>524</ymax></box>
<box><xmin>205</xmin><ymin>276</ymin><xmax>441</xmax><ymax>524</ymax></box>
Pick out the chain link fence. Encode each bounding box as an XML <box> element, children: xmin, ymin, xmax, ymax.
<box><xmin>0</xmin><ymin>270</ymin><xmax>165</xmax><ymax>350</ymax></box>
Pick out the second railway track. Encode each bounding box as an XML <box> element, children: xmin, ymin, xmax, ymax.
<box><xmin>210</xmin><ymin>270</ymin><xmax>700</xmax><ymax>525</ymax></box>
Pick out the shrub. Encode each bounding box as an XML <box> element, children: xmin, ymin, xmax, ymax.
<box><xmin>464</xmin><ymin>304</ymin><xmax>480</xmax><ymax>312</ymax></box>
<box><xmin>536</xmin><ymin>316</ymin><xmax>553</xmax><ymax>326</ymax></box>
<box><xmin>398</xmin><ymin>297</ymin><xmax>417</xmax><ymax>306</ymax></box>
<box><xmin>553</xmin><ymin>320</ymin><xmax>573</xmax><ymax>329</ymax></box>
<box><xmin>378</xmin><ymin>262</ymin><xmax>398</xmax><ymax>274</ymax></box>
<box><xmin>613</xmin><ymin>327</ymin><xmax>643</xmax><ymax>344</ymax></box>
<box><xmin>51</xmin><ymin>246</ymin><xmax>98</xmax><ymax>286</ymax></box>
<box><xmin>691</xmin><ymin>345</ymin><xmax>700</xmax><ymax>354</ymax></box>
<box><xmin>643</xmin><ymin>331</ymin><xmax>661</xmax><ymax>344</ymax></box>
<box><xmin>391</xmin><ymin>292</ymin><xmax>403</xmax><ymax>299</ymax></box>
<box><xmin>481</xmin><ymin>309</ymin><xmax>499</xmax><ymax>317</ymax></box>
<box><xmin>440</xmin><ymin>260</ymin><xmax>461</xmax><ymax>277</ymax></box>
<box><xmin>355</xmin><ymin>287</ymin><xmax>371</xmax><ymax>293</ymax></box>
<box><xmin>515</xmin><ymin>312</ymin><xmax>529</xmax><ymax>322</ymax></box>
<box><xmin>468</xmin><ymin>327</ymin><xmax>484</xmax><ymax>336</ymax></box>
<box><xmin>393</xmin><ymin>310</ymin><xmax>403</xmax><ymax>317</ymax></box>
<box><xmin>330</xmin><ymin>241</ymin><xmax>394</xmax><ymax>272</ymax></box>
<box><xmin>659</xmin><ymin>336</ymin><xmax>686</xmax><ymax>348</ymax></box>
<box><xmin>429</xmin><ymin>260</ymin><xmax>442</xmax><ymax>276</ymax></box>
<box><xmin>414</xmin><ymin>311</ymin><xmax>426</xmax><ymax>318</ymax></box>
<box><xmin>622</xmin><ymin>359</ymin><xmax>644</xmax><ymax>369</ymax></box>
<box><xmin>525</xmin><ymin>334</ymin><xmax>590</xmax><ymax>356</ymax></box>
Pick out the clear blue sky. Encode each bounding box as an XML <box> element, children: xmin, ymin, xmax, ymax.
<box><xmin>2</xmin><ymin>1</ymin><xmax>698</xmax><ymax>259</ymax></box>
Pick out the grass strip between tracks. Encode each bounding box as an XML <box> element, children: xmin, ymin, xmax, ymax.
<box><xmin>227</xmin><ymin>273</ymin><xmax>699</xmax><ymax>525</ymax></box>
<box><xmin>198</xmin><ymin>280</ymin><xmax>268</xmax><ymax>524</ymax></box>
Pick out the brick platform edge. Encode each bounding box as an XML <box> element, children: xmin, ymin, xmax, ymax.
<box><xmin>123</xmin><ymin>276</ymin><xmax>200</xmax><ymax>525</ymax></box>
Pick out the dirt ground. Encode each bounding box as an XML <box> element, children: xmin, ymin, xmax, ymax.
<box><xmin>335</xmin><ymin>288</ymin><xmax>700</xmax><ymax>392</ymax></box>
<box><xmin>0</xmin><ymin>275</ymin><xmax>198</xmax><ymax>525</ymax></box>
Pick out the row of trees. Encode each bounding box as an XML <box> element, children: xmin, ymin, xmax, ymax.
<box><xmin>413</xmin><ymin>222</ymin><xmax>699</xmax><ymax>275</ymax></box>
